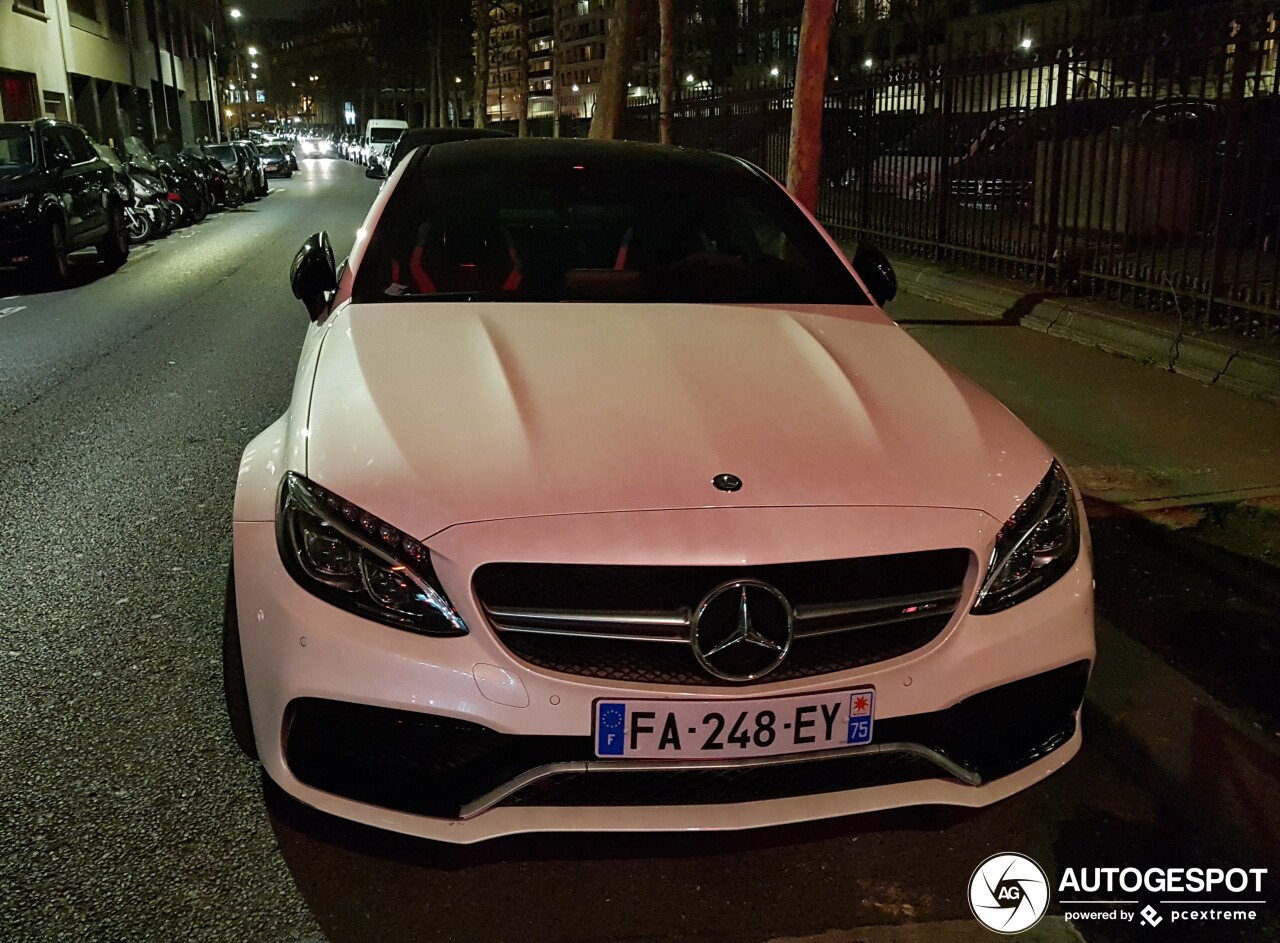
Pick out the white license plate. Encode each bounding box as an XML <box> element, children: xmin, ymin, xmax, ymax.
<box><xmin>593</xmin><ymin>688</ymin><xmax>875</xmax><ymax>759</ymax></box>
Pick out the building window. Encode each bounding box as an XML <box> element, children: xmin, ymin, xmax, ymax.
<box><xmin>13</xmin><ymin>0</ymin><xmax>47</xmax><ymax>14</ymax></box>
<box><xmin>67</xmin><ymin>0</ymin><xmax>98</xmax><ymax>19</ymax></box>
<box><xmin>0</xmin><ymin>71</ymin><xmax>40</xmax><ymax>121</ymax></box>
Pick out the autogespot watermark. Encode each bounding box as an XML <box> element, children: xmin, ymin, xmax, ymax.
<box><xmin>970</xmin><ymin>855</ymin><xmax>1270</xmax><ymax>931</ymax></box>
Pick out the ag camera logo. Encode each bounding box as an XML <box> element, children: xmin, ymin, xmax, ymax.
<box><xmin>969</xmin><ymin>853</ymin><xmax>1050</xmax><ymax>933</ymax></box>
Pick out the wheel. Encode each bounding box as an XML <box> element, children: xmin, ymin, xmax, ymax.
<box><xmin>96</xmin><ymin>203</ymin><xmax>130</xmax><ymax>270</ymax></box>
<box><xmin>223</xmin><ymin>563</ymin><xmax>260</xmax><ymax>761</ymax></box>
<box><xmin>126</xmin><ymin>208</ymin><xmax>153</xmax><ymax>244</ymax></box>
<box><xmin>245</xmin><ymin>182</ymin><xmax>258</xmax><ymax>203</ymax></box>
<box><xmin>32</xmin><ymin>215</ymin><xmax>70</xmax><ymax>288</ymax></box>
<box><xmin>191</xmin><ymin>194</ymin><xmax>209</xmax><ymax>224</ymax></box>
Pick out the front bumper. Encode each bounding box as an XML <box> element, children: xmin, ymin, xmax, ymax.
<box><xmin>233</xmin><ymin>503</ymin><xmax>1094</xmax><ymax>843</ymax></box>
<box><xmin>0</xmin><ymin>210</ymin><xmax>36</xmax><ymax>265</ymax></box>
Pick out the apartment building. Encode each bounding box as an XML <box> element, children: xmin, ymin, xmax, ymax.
<box><xmin>1</xmin><ymin>0</ymin><xmax>220</xmax><ymax>144</ymax></box>
<box><xmin>487</xmin><ymin>0</ymin><xmax>606</xmax><ymax>122</ymax></box>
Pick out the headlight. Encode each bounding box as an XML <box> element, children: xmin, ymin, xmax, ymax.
<box><xmin>972</xmin><ymin>461</ymin><xmax>1080</xmax><ymax>614</ymax></box>
<box><xmin>277</xmin><ymin>472</ymin><xmax>467</xmax><ymax>636</ymax></box>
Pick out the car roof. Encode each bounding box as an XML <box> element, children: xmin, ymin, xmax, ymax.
<box><xmin>414</xmin><ymin>138</ymin><xmax>760</xmax><ymax>183</ymax></box>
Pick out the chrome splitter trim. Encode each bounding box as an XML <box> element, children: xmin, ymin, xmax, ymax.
<box><xmin>458</xmin><ymin>741</ymin><xmax>981</xmax><ymax>819</ymax></box>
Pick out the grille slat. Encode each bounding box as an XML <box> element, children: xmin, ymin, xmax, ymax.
<box><xmin>474</xmin><ymin>550</ymin><xmax>970</xmax><ymax>685</ymax></box>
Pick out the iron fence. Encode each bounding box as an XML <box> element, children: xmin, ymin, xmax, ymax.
<box><xmin>622</xmin><ymin>9</ymin><xmax>1280</xmax><ymax>343</ymax></box>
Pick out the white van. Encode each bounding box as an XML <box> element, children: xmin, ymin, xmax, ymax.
<box><xmin>363</xmin><ymin>118</ymin><xmax>408</xmax><ymax>170</ymax></box>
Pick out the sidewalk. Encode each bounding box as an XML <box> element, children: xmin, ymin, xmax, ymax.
<box><xmin>878</xmin><ymin>254</ymin><xmax>1280</xmax><ymax>405</ymax></box>
<box><xmin>864</xmin><ymin>268</ymin><xmax>1280</xmax><ymax>862</ymax></box>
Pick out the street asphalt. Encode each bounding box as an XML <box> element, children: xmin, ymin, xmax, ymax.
<box><xmin>0</xmin><ymin>158</ymin><xmax>1274</xmax><ymax>943</ymax></box>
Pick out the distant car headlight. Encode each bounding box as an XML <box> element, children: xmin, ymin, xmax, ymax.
<box><xmin>972</xmin><ymin>461</ymin><xmax>1081</xmax><ymax>614</ymax></box>
<box><xmin>277</xmin><ymin>472</ymin><xmax>468</xmax><ymax>636</ymax></box>
<box><xmin>301</xmin><ymin>141</ymin><xmax>316</xmax><ymax>154</ymax></box>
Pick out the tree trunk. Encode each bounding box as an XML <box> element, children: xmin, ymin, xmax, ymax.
<box><xmin>786</xmin><ymin>0</ymin><xmax>836</xmax><ymax>211</ymax></box>
<box><xmin>658</xmin><ymin>0</ymin><xmax>674</xmax><ymax>144</ymax></box>
<box><xmin>516</xmin><ymin>0</ymin><xmax>530</xmax><ymax>137</ymax></box>
<box><xmin>550</xmin><ymin>0</ymin><xmax>561</xmax><ymax>137</ymax></box>
<box><xmin>589</xmin><ymin>0</ymin><xmax>632</xmax><ymax>139</ymax></box>
<box><xmin>436</xmin><ymin>38</ymin><xmax>447</xmax><ymax>127</ymax></box>
<box><xmin>472</xmin><ymin>0</ymin><xmax>490</xmax><ymax>128</ymax></box>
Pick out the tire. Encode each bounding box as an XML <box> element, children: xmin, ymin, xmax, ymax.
<box><xmin>191</xmin><ymin>194</ymin><xmax>210</xmax><ymax>224</ymax></box>
<box><xmin>32</xmin><ymin>215</ymin><xmax>70</xmax><ymax>288</ymax></box>
<box><xmin>223</xmin><ymin>563</ymin><xmax>260</xmax><ymax>761</ymax></box>
<box><xmin>126</xmin><ymin>209</ymin><xmax>153</xmax><ymax>244</ymax></box>
<box><xmin>96</xmin><ymin>203</ymin><xmax>130</xmax><ymax>270</ymax></box>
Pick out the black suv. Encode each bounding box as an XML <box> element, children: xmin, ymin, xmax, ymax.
<box><xmin>0</xmin><ymin>118</ymin><xmax>130</xmax><ymax>286</ymax></box>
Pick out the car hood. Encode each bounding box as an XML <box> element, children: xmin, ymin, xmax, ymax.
<box><xmin>304</xmin><ymin>303</ymin><xmax>1051</xmax><ymax>538</ymax></box>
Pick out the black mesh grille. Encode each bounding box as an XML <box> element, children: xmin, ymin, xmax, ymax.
<box><xmin>475</xmin><ymin>551</ymin><xmax>970</xmax><ymax>685</ymax></box>
<box><xmin>499</xmin><ymin>752</ymin><xmax>943</xmax><ymax>808</ymax></box>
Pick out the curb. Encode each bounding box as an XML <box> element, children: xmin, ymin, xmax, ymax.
<box><xmin>1083</xmin><ymin>618</ymin><xmax>1280</xmax><ymax>862</ymax></box>
<box><xmin>866</xmin><ymin>253</ymin><xmax>1280</xmax><ymax>404</ymax></box>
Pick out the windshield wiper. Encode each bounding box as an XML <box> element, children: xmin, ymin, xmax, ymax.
<box><xmin>384</xmin><ymin>290</ymin><xmax>504</xmax><ymax>302</ymax></box>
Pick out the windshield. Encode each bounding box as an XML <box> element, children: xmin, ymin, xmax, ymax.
<box><xmin>0</xmin><ymin>125</ymin><xmax>35</xmax><ymax>171</ymax></box>
<box><xmin>369</xmin><ymin>127</ymin><xmax>403</xmax><ymax>143</ymax></box>
<box><xmin>204</xmin><ymin>144</ymin><xmax>236</xmax><ymax>166</ymax></box>
<box><xmin>355</xmin><ymin>162</ymin><xmax>866</xmax><ymax>305</ymax></box>
<box><xmin>92</xmin><ymin>142</ymin><xmax>124</xmax><ymax>173</ymax></box>
<box><xmin>122</xmin><ymin>136</ymin><xmax>159</xmax><ymax>171</ymax></box>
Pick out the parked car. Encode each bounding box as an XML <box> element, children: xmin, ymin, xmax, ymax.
<box><xmin>0</xmin><ymin>118</ymin><xmax>129</xmax><ymax>285</ymax></box>
<box><xmin>231</xmin><ymin>140</ymin><xmax>269</xmax><ymax>197</ymax></box>
<box><xmin>258</xmin><ymin>143</ymin><xmax>294</xmax><ymax>179</ymax></box>
<box><xmin>202</xmin><ymin>142</ymin><xmax>253</xmax><ymax>205</ymax></box>
<box><xmin>225</xmin><ymin>139</ymin><xmax>1094</xmax><ymax>844</ymax></box>
<box><xmin>870</xmin><ymin>111</ymin><xmax>1029</xmax><ymax>200</ymax></box>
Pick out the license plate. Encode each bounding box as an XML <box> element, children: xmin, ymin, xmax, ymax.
<box><xmin>594</xmin><ymin>688</ymin><xmax>874</xmax><ymax>759</ymax></box>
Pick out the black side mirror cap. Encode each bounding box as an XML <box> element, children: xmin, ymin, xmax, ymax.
<box><xmin>852</xmin><ymin>244</ymin><xmax>898</xmax><ymax>306</ymax></box>
<box><xmin>365</xmin><ymin>164</ymin><xmax>386</xmax><ymax>179</ymax></box>
<box><xmin>290</xmin><ymin>231</ymin><xmax>338</xmax><ymax>321</ymax></box>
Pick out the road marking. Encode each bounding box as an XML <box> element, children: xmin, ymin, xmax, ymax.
<box><xmin>767</xmin><ymin>917</ymin><xmax>1086</xmax><ymax>943</ymax></box>
<box><xmin>0</xmin><ymin>305</ymin><xmax>28</xmax><ymax>320</ymax></box>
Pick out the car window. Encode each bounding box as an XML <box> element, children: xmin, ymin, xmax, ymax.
<box><xmin>0</xmin><ymin>125</ymin><xmax>35</xmax><ymax>170</ymax></box>
<box><xmin>60</xmin><ymin>126</ymin><xmax>97</xmax><ymax>163</ymax></box>
<box><xmin>41</xmin><ymin>128</ymin><xmax>78</xmax><ymax>166</ymax></box>
<box><xmin>355</xmin><ymin>162</ymin><xmax>867</xmax><ymax>306</ymax></box>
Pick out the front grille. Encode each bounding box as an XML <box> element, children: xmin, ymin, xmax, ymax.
<box><xmin>496</xmin><ymin>614</ymin><xmax>953</xmax><ymax>685</ymax></box>
<box><xmin>474</xmin><ymin>550</ymin><xmax>970</xmax><ymax>686</ymax></box>
<box><xmin>282</xmin><ymin>661</ymin><xmax>1090</xmax><ymax>819</ymax></box>
<box><xmin>498</xmin><ymin>752</ymin><xmax>942</xmax><ymax>808</ymax></box>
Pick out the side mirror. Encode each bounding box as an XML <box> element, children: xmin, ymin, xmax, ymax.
<box><xmin>852</xmin><ymin>244</ymin><xmax>898</xmax><ymax>306</ymax></box>
<box><xmin>365</xmin><ymin>163</ymin><xmax>386</xmax><ymax>179</ymax></box>
<box><xmin>290</xmin><ymin>231</ymin><xmax>338</xmax><ymax>321</ymax></box>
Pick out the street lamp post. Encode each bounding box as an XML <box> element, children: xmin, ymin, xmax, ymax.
<box><xmin>229</xmin><ymin>8</ymin><xmax>247</xmax><ymax>137</ymax></box>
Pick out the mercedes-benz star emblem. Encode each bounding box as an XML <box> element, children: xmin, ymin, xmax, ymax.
<box><xmin>712</xmin><ymin>473</ymin><xmax>742</xmax><ymax>492</ymax></box>
<box><xmin>691</xmin><ymin>579</ymin><xmax>794</xmax><ymax>681</ymax></box>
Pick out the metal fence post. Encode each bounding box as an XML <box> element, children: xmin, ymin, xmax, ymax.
<box><xmin>1040</xmin><ymin>49</ymin><xmax>1072</xmax><ymax>286</ymax></box>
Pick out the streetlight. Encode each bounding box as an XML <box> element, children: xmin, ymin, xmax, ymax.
<box><xmin>1019</xmin><ymin>37</ymin><xmax>1033</xmax><ymax>50</ymax></box>
<box><xmin>229</xmin><ymin>7</ymin><xmax>241</xmax><ymax>17</ymax></box>
<box><xmin>770</xmin><ymin>66</ymin><xmax>780</xmax><ymax>77</ymax></box>
<box><xmin>863</xmin><ymin>58</ymin><xmax>874</xmax><ymax>68</ymax></box>
<box><xmin>685</xmin><ymin>73</ymin><xmax>695</xmax><ymax>84</ymax></box>
<box><xmin>248</xmin><ymin>45</ymin><xmax>258</xmax><ymax>56</ymax></box>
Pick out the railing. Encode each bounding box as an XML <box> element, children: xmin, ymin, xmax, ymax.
<box><xmin>621</xmin><ymin>10</ymin><xmax>1280</xmax><ymax>343</ymax></box>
